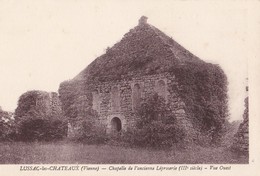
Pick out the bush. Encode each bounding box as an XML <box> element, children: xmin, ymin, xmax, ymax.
<box><xmin>76</xmin><ymin>120</ymin><xmax>108</xmax><ymax>145</ymax></box>
<box><xmin>125</xmin><ymin>94</ymin><xmax>185</xmax><ymax>148</ymax></box>
<box><xmin>170</xmin><ymin>63</ymin><xmax>229</xmax><ymax>144</ymax></box>
<box><xmin>0</xmin><ymin>109</ymin><xmax>16</xmax><ymax>141</ymax></box>
<box><xmin>0</xmin><ymin>121</ymin><xmax>12</xmax><ymax>141</ymax></box>
<box><xmin>19</xmin><ymin>118</ymin><xmax>67</xmax><ymax>142</ymax></box>
<box><xmin>125</xmin><ymin>122</ymin><xmax>185</xmax><ymax>148</ymax></box>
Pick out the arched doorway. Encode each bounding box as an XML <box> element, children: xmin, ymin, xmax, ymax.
<box><xmin>111</xmin><ymin>117</ymin><xmax>122</xmax><ymax>133</ymax></box>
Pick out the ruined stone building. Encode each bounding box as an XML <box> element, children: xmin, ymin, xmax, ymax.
<box><xmin>13</xmin><ymin>90</ymin><xmax>65</xmax><ymax>141</ymax></box>
<box><xmin>59</xmin><ymin>16</ymin><xmax>228</xmax><ymax>141</ymax></box>
<box><xmin>14</xmin><ymin>90</ymin><xmax>62</xmax><ymax>121</ymax></box>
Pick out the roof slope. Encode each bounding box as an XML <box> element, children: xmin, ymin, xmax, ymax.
<box><xmin>73</xmin><ymin>16</ymin><xmax>205</xmax><ymax>82</ymax></box>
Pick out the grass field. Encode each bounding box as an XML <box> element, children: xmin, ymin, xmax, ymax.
<box><xmin>0</xmin><ymin>141</ymin><xmax>248</xmax><ymax>164</ymax></box>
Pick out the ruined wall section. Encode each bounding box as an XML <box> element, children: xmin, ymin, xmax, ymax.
<box><xmin>59</xmin><ymin>80</ymin><xmax>97</xmax><ymax>138</ymax></box>
<box><xmin>167</xmin><ymin>73</ymin><xmax>196</xmax><ymax>142</ymax></box>
<box><xmin>232</xmin><ymin>97</ymin><xmax>249</xmax><ymax>153</ymax></box>
<box><xmin>14</xmin><ymin>91</ymin><xmax>62</xmax><ymax>121</ymax></box>
<box><xmin>61</xmin><ymin>71</ymin><xmax>202</xmax><ymax>141</ymax></box>
<box><xmin>89</xmin><ymin>73</ymin><xmax>195</xmax><ymax>139</ymax></box>
<box><xmin>49</xmin><ymin>92</ymin><xmax>63</xmax><ymax>118</ymax></box>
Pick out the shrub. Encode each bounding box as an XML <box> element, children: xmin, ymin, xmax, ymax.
<box><xmin>0</xmin><ymin>109</ymin><xmax>16</xmax><ymax>141</ymax></box>
<box><xmin>76</xmin><ymin>119</ymin><xmax>108</xmax><ymax>145</ymax></box>
<box><xmin>19</xmin><ymin>118</ymin><xmax>67</xmax><ymax>142</ymax></box>
<box><xmin>0</xmin><ymin>121</ymin><xmax>11</xmax><ymax>141</ymax></box>
<box><xmin>125</xmin><ymin>94</ymin><xmax>185</xmax><ymax>148</ymax></box>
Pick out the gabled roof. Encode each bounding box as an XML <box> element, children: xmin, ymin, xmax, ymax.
<box><xmin>73</xmin><ymin>16</ymin><xmax>205</xmax><ymax>82</ymax></box>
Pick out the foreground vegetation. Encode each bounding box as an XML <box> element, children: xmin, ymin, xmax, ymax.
<box><xmin>0</xmin><ymin>141</ymin><xmax>248</xmax><ymax>164</ymax></box>
<box><xmin>0</xmin><ymin>92</ymin><xmax>248</xmax><ymax>164</ymax></box>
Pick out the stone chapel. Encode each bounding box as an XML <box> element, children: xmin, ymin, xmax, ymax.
<box><xmin>59</xmin><ymin>16</ymin><xmax>228</xmax><ymax>141</ymax></box>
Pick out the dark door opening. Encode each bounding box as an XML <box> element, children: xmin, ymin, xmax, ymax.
<box><xmin>111</xmin><ymin>117</ymin><xmax>122</xmax><ymax>132</ymax></box>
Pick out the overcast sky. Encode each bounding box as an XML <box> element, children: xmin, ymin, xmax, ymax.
<box><xmin>0</xmin><ymin>0</ymin><xmax>252</xmax><ymax>121</ymax></box>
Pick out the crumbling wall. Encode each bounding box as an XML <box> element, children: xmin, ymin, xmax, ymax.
<box><xmin>65</xmin><ymin>73</ymin><xmax>196</xmax><ymax>141</ymax></box>
<box><xmin>232</xmin><ymin>97</ymin><xmax>249</xmax><ymax>153</ymax></box>
<box><xmin>14</xmin><ymin>90</ymin><xmax>66</xmax><ymax>141</ymax></box>
<box><xmin>14</xmin><ymin>90</ymin><xmax>62</xmax><ymax>120</ymax></box>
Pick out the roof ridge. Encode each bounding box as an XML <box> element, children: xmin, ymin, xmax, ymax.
<box><xmin>71</xmin><ymin>17</ymin><xmax>205</xmax><ymax>81</ymax></box>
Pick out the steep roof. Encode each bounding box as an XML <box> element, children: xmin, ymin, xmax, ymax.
<box><xmin>73</xmin><ymin>16</ymin><xmax>205</xmax><ymax>82</ymax></box>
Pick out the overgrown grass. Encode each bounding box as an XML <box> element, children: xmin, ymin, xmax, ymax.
<box><xmin>0</xmin><ymin>141</ymin><xmax>248</xmax><ymax>164</ymax></box>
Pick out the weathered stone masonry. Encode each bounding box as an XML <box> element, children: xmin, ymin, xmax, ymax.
<box><xmin>14</xmin><ymin>91</ymin><xmax>62</xmax><ymax>121</ymax></box>
<box><xmin>67</xmin><ymin>72</ymin><xmax>194</xmax><ymax>138</ymax></box>
<box><xmin>61</xmin><ymin>16</ymin><xmax>227</xmax><ymax>141</ymax></box>
<box><xmin>92</xmin><ymin>74</ymin><xmax>173</xmax><ymax>133</ymax></box>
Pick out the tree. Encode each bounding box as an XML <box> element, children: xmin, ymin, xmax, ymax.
<box><xmin>0</xmin><ymin>108</ymin><xmax>15</xmax><ymax>141</ymax></box>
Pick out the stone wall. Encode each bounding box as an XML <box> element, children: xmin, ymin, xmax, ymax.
<box><xmin>49</xmin><ymin>92</ymin><xmax>62</xmax><ymax>118</ymax></box>
<box><xmin>14</xmin><ymin>91</ymin><xmax>62</xmax><ymax>121</ymax></box>
<box><xmin>67</xmin><ymin>72</ymin><xmax>195</xmax><ymax>141</ymax></box>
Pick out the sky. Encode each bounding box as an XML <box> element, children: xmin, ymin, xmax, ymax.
<box><xmin>0</xmin><ymin>0</ymin><xmax>251</xmax><ymax>121</ymax></box>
